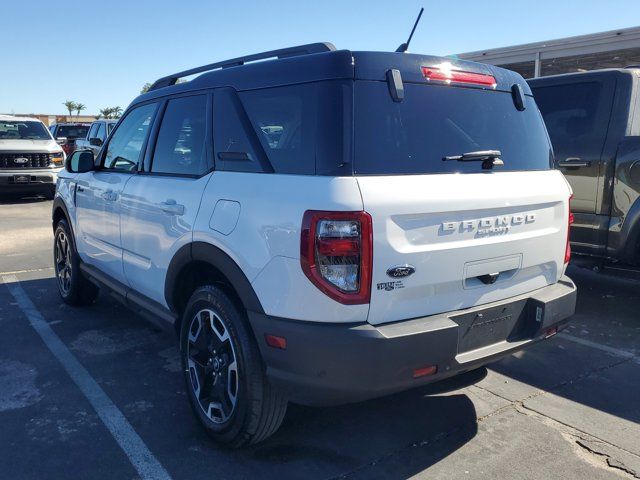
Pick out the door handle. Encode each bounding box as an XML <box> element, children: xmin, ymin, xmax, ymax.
<box><xmin>160</xmin><ymin>200</ymin><xmax>185</xmax><ymax>216</ymax></box>
<box><xmin>557</xmin><ymin>158</ymin><xmax>592</xmax><ymax>168</ymax></box>
<box><xmin>76</xmin><ymin>185</ymin><xmax>85</xmax><ymax>193</ymax></box>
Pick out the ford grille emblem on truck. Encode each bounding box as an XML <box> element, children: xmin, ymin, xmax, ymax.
<box><xmin>14</xmin><ymin>157</ymin><xmax>29</xmax><ymax>164</ymax></box>
<box><xmin>442</xmin><ymin>214</ymin><xmax>536</xmax><ymax>237</ymax></box>
<box><xmin>386</xmin><ymin>265</ymin><xmax>416</xmax><ymax>278</ymax></box>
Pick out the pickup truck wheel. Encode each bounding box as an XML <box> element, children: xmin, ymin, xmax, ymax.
<box><xmin>180</xmin><ymin>285</ymin><xmax>287</xmax><ymax>447</ymax></box>
<box><xmin>54</xmin><ymin>219</ymin><xmax>99</xmax><ymax>306</ymax></box>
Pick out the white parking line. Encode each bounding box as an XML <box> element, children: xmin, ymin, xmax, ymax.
<box><xmin>559</xmin><ymin>332</ymin><xmax>640</xmax><ymax>363</ymax></box>
<box><xmin>1</xmin><ymin>275</ymin><xmax>173</xmax><ymax>480</ymax></box>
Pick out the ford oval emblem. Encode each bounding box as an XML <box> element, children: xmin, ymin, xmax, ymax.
<box><xmin>14</xmin><ymin>157</ymin><xmax>29</xmax><ymax>164</ymax></box>
<box><xmin>386</xmin><ymin>265</ymin><xmax>416</xmax><ymax>278</ymax></box>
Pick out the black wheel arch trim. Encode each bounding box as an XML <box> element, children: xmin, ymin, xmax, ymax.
<box><xmin>619</xmin><ymin>196</ymin><xmax>640</xmax><ymax>261</ymax></box>
<box><xmin>165</xmin><ymin>242</ymin><xmax>265</xmax><ymax>316</ymax></box>
<box><xmin>52</xmin><ymin>197</ymin><xmax>71</xmax><ymax>229</ymax></box>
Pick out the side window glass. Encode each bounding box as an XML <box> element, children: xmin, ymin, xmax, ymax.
<box><xmin>103</xmin><ymin>103</ymin><xmax>156</xmax><ymax>171</ymax></box>
<box><xmin>151</xmin><ymin>95</ymin><xmax>208</xmax><ymax>175</ymax></box>
<box><xmin>88</xmin><ymin>123</ymin><xmax>99</xmax><ymax>139</ymax></box>
<box><xmin>532</xmin><ymin>82</ymin><xmax>611</xmax><ymax>160</ymax></box>
<box><xmin>96</xmin><ymin>122</ymin><xmax>106</xmax><ymax>141</ymax></box>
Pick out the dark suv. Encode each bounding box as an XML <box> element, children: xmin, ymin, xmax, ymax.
<box><xmin>530</xmin><ymin>68</ymin><xmax>640</xmax><ymax>269</ymax></box>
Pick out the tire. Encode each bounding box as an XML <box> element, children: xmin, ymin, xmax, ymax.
<box><xmin>53</xmin><ymin>219</ymin><xmax>100</xmax><ymax>306</ymax></box>
<box><xmin>180</xmin><ymin>285</ymin><xmax>287</xmax><ymax>447</ymax></box>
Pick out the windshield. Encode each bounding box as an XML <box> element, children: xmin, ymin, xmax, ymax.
<box><xmin>0</xmin><ymin>121</ymin><xmax>52</xmax><ymax>140</ymax></box>
<box><xmin>353</xmin><ymin>81</ymin><xmax>553</xmax><ymax>174</ymax></box>
<box><xmin>54</xmin><ymin>125</ymin><xmax>90</xmax><ymax>139</ymax></box>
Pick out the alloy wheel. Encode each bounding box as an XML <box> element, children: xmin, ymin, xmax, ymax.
<box><xmin>55</xmin><ymin>231</ymin><xmax>72</xmax><ymax>295</ymax></box>
<box><xmin>186</xmin><ymin>308</ymin><xmax>239</xmax><ymax>424</ymax></box>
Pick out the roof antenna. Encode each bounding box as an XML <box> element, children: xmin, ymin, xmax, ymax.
<box><xmin>395</xmin><ymin>7</ymin><xmax>424</xmax><ymax>53</ymax></box>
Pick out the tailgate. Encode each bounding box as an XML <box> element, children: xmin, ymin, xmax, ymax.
<box><xmin>358</xmin><ymin>170</ymin><xmax>571</xmax><ymax>325</ymax></box>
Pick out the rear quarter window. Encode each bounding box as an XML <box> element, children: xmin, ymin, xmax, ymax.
<box><xmin>353</xmin><ymin>81</ymin><xmax>553</xmax><ymax>175</ymax></box>
<box><xmin>213</xmin><ymin>81</ymin><xmax>351</xmax><ymax>175</ymax></box>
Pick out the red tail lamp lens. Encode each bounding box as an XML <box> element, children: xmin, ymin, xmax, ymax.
<box><xmin>565</xmin><ymin>194</ymin><xmax>574</xmax><ymax>264</ymax></box>
<box><xmin>300</xmin><ymin>211</ymin><xmax>372</xmax><ymax>305</ymax></box>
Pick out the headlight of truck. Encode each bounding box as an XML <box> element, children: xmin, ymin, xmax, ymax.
<box><xmin>51</xmin><ymin>152</ymin><xmax>64</xmax><ymax>167</ymax></box>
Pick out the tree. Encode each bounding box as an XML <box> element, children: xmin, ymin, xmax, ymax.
<box><xmin>141</xmin><ymin>78</ymin><xmax>184</xmax><ymax>94</ymax></box>
<box><xmin>75</xmin><ymin>103</ymin><xmax>86</xmax><ymax>118</ymax></box>
<box><xmin>98</xmin><ymin>107</ymin><xmax>112</xmax><ymax>119</ymax></box>
<box><xmin>97</xmin><ymin>107</ymin><xmax>122</xmax><ymax>119</ymax></box>
<box><xmin>63</xmin><ymin>100</ymin><xmax>77</xmax><ymax>117</ymax></box>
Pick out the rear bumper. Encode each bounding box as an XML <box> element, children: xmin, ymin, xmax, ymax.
<box><xmin>0</xmin><ymin>169</ymin><xmax>59</xmax><ymax>193</ymax></box>
<box><xmin>248</xmin><ymin>276</ymin><xmax>577</xmax><ymax>406</ymax></box>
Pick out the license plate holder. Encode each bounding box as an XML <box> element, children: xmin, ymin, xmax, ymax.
<box><xmin>13</xmin><ymin>175</ymin><xmax>30</xmax><ymax>184</ymax></box>
<box><xmin>453</xmin><ymin>299</ymin><xmax>529</xmax><ymax>353</ymax></box>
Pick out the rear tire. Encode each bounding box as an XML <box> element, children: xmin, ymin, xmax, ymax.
<box><xmin>54</xmin><ymin>219</ymin><xmax>99</xmax><ymax>306</ymax></box>
<box><xmin>180</xmin><ymin>285</ymin><xmax>287</xmax><ymax>447</ymax></box>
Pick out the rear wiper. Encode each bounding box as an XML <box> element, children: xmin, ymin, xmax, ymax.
<box><xmin>442</xmin><ymin>150</ymin><xmax>504</xmax><ymax>170</ymax></box>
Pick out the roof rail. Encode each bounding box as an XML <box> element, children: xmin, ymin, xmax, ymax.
<box><xmin>148</xmin><ymin>42</ymin><xmax>336</xmax><ymax>92</ymax></box>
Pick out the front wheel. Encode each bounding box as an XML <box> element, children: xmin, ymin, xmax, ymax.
<box><xmin>180</xmin><ymin>285</ymin><xmax>287</xmax><ymax>447</ymax></box>
<box><xmin>54</xmin><ymin>219</ymin><xmax>99</xmax><ymax>306</ymax></box>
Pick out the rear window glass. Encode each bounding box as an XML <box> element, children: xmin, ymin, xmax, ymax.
<box><xmin>353</xmin><ymin>81</ymin><xmax>552</xmax><ymax>175</ymax></box>
<box><xmin>54</xmin><ymin>125</ymin><xmax>90</xmax><ymax>139</ymax></box>
<box><xmin>531</xmin><ymin>82</ymin><xmax>612</xmax><ymax>161</ymax></box>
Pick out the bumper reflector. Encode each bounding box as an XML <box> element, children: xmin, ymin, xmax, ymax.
<box><xmin>265</xmin><ymin>334</ymin><xmax>287</xmax><ymax>350</ymax></box>
<box><xmin>413</xmin><ymin>365</ymin><xmax>438</xmax><ymax>379</ymax></box>
<box><xmin>545</xmin><ymin>326</ymin><xmax>558</xmax><ymax>338</ymax></box>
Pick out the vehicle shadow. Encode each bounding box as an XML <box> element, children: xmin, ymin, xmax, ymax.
<box><xmin>0</xmin><ymin>193</ymin><xmax>51</xmax><ymax>204</ymax></box>
<box><xmin>4</xmin><ymin>275</ymin><xmax>481</xmax><ymax>479</ymax></box>
<box><xmin>248</xmin><ymin>371</ymin><xmax>482</xmax><ymax>477</ymax></box>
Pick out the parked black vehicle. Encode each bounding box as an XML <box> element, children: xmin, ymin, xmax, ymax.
<box><xmin>529</xmin><ymin>68</ymin><xmax>640</xmax><ymax>268</ymax></box>
<box><xmin>49</xmin><ymin>123</ymin><xmax>91</xmax><ymax>156</ymax></box>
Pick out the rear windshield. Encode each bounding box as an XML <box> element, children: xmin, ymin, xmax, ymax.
<box><xmin>353</xmin><ymin>81</ymin><xmax>553</xmax><ymax>175</ymax></box>
<box><xmin>0</xmin><ymin>121</ymin><xmax>51</xmax><ymax>140</ymax></box>
<box><xmin>54</xmin><ymin>125</ymin><xmax>90</xmax><ymax>139</ymax></box>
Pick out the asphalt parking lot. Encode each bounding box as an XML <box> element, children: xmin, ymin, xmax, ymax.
<box><xmin>1</xmin><ymin>195</ymin><xmax>639</xmax><ymax>480</ymax></box>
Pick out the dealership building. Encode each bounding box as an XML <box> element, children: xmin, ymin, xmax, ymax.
<box><xmin>458</xmin><ymin>26</ymin><xmax>640</xmax><ymax>78</ymax></box>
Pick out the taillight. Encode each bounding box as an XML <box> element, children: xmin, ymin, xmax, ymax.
<box><xmin>422</xmin><ymin>65</ymin><xmax>496</xmax><ymax>88</ymax></box>
<box><xmin>565</xmin><ymin>194</ymin><xmax>574</xmax><ymax>264</ymax></box>
<box><xmin>300</xmin><ymin>211</ymin><xmax>372</xmax><ymax>305</ymax></box>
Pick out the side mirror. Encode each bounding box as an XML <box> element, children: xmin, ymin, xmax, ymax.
<box><xmin>56</xmin><ymin>137</ymin><xmax>67</xmax><ymax>145</ymax></box>
<box><xmin>89</xmin><ymin>137</ymin><xmax>103</xmax><ymax>147</ymax></box>
<box><xmin>66</xmin><ymin>149</ymin><xmax>95</xmax><ymax>173</ymax></box>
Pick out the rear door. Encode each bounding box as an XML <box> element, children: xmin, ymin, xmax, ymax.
<box><xmin>531</xmin><ymin>76</ymin><xmax>615</xmax><ymax>254</ymax></box>
<box><xmin>120</xmin><ymin>94</ymin><xmax>211</xmax><ymax>305</ymax></box>
<box><xmin>353</xmin><ymin>80</ymin><xmax>571</xmax><ymax>325</ymax></box>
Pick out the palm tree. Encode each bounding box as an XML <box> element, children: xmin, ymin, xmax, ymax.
<box><xmin>111</xmin><ymin>106</ymin><xmax>123</xmax><ymax>118</ymax></box>
<box><xmin>75</xmin><ymin>103</ymin><xmax>86</xmax><ymax>119</ymax></box>
<box><xmin>141</xmin><ymin>82</ymin><xmax>152</xmax><ymax>94</ymax></box>
<box><xmin>63</xmin><ymin>100</ymin><xmax>76</xmax><ymax>118</ymax></box>
<box><xmin>99</xmin><ymin>107</ymin><xmax>113</xmax><ymax>119</ymax></box>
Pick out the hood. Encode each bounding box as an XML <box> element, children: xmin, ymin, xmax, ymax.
<box><xmin>0</xmin><ymin>139</ymin><xmax>62</xmax><ymax>153</ymax></box>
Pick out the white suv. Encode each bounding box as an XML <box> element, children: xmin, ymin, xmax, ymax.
<box><xmin>0</xmin><ymin>115</ymin><xmax>65</xmax><ymax>198</ymax></box>
<box><xmin>52</xmin><ymin>43</ymin><xmax>577</xmax><ymax>447</ymax></box>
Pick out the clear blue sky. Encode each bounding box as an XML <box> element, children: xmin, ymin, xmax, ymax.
<box><xmin>2</xmin><ymin>0</ymin><xmax>639</xmax><ymax>115</ymax></box>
